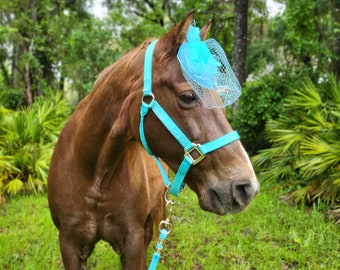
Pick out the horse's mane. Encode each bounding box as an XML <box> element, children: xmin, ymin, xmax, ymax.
<box><xmin>92</xmin><ymin>39</ymin><xmax>157</xmax><ymax>98</ymax></box>
<box><xmin>67</xmin><ymin>39</ymin><xmax>159</xmax><ymax>166</ymax></box>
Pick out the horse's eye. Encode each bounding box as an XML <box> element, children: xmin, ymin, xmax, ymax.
<box><xmin>179</xmin><ymin>93</ymin><xmax>198</xmax><ymax>105</ymax></box>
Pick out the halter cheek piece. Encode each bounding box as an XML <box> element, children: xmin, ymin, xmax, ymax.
<box><xmin>139</xmin><ymin>40</ymin><xmax>240</xmax><ymax>196</ymax></box>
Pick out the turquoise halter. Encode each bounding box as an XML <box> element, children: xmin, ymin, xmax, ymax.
<box><xmin>139</xmin><ymin>40</ymin><xmax>240</xmax><ymax>197</ymax></box>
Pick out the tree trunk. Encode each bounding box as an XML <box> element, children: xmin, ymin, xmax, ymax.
<box><xmin>232</xmin><ymin>0</ymin><xmax>249</xmax><ymax>85</ymax></box>
<box><xmin>22</xmin><ymin>44</ymin><xmax>33</xmax><ymax>106</ymax></box>
<box><xmin>24</xmin><ymin>62</ymin><xmax>33</xmax><ymax>106</ymax></box>
<box><xmin>331</xmin><ymin>0</ymin><xmax>340</xmax><ymax>79</ymax></box>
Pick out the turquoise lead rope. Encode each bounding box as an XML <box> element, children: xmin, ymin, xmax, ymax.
<box><xmin>140</xmin><ymin>40</ymin><xmax>240</xmax><ymax>270</ymax></box>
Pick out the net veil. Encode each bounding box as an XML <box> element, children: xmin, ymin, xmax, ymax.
<box><xmin>177</xmin><ymin>25</ymin><xmax>241</xmax><ymax>108</ymax></box>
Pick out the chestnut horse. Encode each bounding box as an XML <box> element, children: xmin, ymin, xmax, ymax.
<box><xmin>48</xmin><ymin>12</ymin><xmax>259</xmax><ymax>270</ymax></box>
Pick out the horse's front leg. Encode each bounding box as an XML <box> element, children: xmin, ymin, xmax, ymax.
<box><xmin>120</xmin><ymin>228</ymin><xmax>148</xmax><ymax>270</ymax></box>
<box><xmin>59</xmin><ymin>230</ymin><xmax>95</xmax><ymax>270</ymax></box>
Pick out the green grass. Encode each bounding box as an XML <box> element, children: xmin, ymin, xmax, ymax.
<box><xmin>0</xmin><ymin>186</ymin><xmax>339</xmax><ymax>270</ymax></box>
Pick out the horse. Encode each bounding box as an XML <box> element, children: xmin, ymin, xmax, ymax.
<box><xmin>48</xmin><ymin>11</ymin><xmax>259</xmax><ymax>270</ymax></box>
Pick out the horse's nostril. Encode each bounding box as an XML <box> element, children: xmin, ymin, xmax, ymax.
<box><xmin>232</xmin><ymin>181</ymin><xmax>256</xmax><ymax>207</ymax></box>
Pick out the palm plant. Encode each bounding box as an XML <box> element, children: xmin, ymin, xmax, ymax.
<box><xmin>0</xmin><ymin>92</ymin><xmax>70</xmax><ymax>201</ymax></box>
<box><xmin>252</xmin><ymin>75</ymin><xmax>340</xmax><ymax>222</ymax></box>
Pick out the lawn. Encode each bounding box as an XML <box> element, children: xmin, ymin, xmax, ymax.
<box><xmin>0</xmin><ymin>185</ymin><xmax>339</xmax><ymax>269</ymax></box>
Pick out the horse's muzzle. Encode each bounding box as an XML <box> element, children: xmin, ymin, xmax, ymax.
<box><xmin>200</xmin><ymin>179</ymin><xmax>259</xmax><ymax>215</ymax></box>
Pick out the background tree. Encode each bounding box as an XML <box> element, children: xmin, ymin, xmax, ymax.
<box><xmin>60</xmin><ymin>18</ymin><xmax>116</xmax><ymax>102</ymax></box>
<box><xmin>232</xmin><ymin>0</ymin><xmax>249</xmax><ymax>85</ymax></box>
<box><xmin>104</xmin><ymin>0</ymin><xmax>176</xmax><ymax>26</ymax></box>
<box><xmin>0</xmin><ymin>0</ymin><xmax>113</xmax><ymax>105</ymax></box>
<box><xmin>103</xmin><ymin>0</ymin><xmax>237</xmax><ymax>58</ymax></box>
<box><xmin>270</xmin><ymin>0</ymin><xmax>335</xmax><ymax>80</ymax></box>
<box><xmin>331</xmin><ymin>0</ymin><xmax>340</xmax><ymax>78</ymax></box>
<box><xmin>0</xmin><ymin>0</ymin><xmax>88</xmax><ymax>105</ymax></box>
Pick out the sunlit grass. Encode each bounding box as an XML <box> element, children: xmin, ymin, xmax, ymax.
<box><xmin>0</xmin><ymin>185</ymin><xmax>339</xmax><ymax>269</ymax></box>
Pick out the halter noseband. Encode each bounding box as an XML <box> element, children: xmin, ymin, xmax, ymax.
<box><xmin>139</xmin><ymin>40</ymin><xmax>240</xmax><ymax>196</ymax></box>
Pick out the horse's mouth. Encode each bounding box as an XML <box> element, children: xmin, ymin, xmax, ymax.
<box><xmin>198</xmin><ymin>188</ymin><xmax>246</xmax><ymax>215</ymax></box>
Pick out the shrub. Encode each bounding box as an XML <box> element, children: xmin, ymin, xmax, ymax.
<box><xmin>0</xmin><ymin>88</ymin><xmax>25</xmax><ymax>109</ymax></box>
<box><xmin>252</xmin><ymin>74</ymin><xmax>340</xmax><ymax>222</ymax></box>
<box><xmin>0</xmin><ymin>92</ymin><xmax>70</xmax><ymax>201</ymax></box>
<box><xmin>231</xmin><ymin>69</ymin><xmax>294</xmax><ymax>155</ymax></box>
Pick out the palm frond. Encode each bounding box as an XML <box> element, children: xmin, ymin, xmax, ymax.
<box><xmin>267</xmin><ymin>127</ymin><xmax>304</xmax><ymax>153</ymax></box>
<box><xmin>4</xmin><ymin>178</ymin><xmax>24</xmax><ymax>196</ymax></box>
<box><xmin>253</xmin><ymin>75</ymin><xmax>340</xmax><ymax>207</ymax></box>
<box><xmin>285</xmin><ymin>80</ymin><xmax>322</xmax><ymax>109</ymax></box>
<box><xmin>322</xmin><ymin>74</ymin><xmax>340</xmax><ymax>103</ymax></box>
<box><xmin>0</xmin><ymin>92</ymin><xmax>71</xmax><ymax>198</ymax></box>
<box><xmin>296</xmin><ymin>136</ymin><xmax>340</xmax><ymax>178</ymax></box>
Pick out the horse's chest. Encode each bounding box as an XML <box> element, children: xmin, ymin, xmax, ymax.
<box><xmin>82</xmin><ymin>199</ymin><xmax>146</xmax><ymax>247</ymax></box>
<box><xmin>84</xmin><ymin>185</ymin><xmax>149</xmax><ymax>230</ymax></box>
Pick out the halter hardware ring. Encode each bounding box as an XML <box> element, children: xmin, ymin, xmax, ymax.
<box><xmin>142</xmin><ymin>93</ymin><xmax>155</xmax><ymax>106</ymax></box>
<box><xmin>184</xmin><ymin>143</ymin><xmax>206</xmax><ymax>165</ymax></box>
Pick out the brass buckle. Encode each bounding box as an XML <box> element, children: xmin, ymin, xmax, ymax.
<box><xmin>184</xmin><ymin>144</ymin><xmax>206</xmax><ymax>165</ymax></box>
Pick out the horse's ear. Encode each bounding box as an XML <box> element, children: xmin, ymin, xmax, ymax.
<box><xmin>200</xmin><ymin>20</ymin><xmax>212</xmax><ymax>41</ymax></box>
<box><xmin>157</xmin><ymin>10</ymin><xmax>194</xmax><ymax>54</ymax></box>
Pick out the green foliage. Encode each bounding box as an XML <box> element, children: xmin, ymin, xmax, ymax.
<box><xmin>107</xmin><ymin>1</ymin><xmax>168</xmax><ymax>52</ymax></box>
<box><xmin>246</xmin><ymin>40</ymin><xmax>276</xmax><ymax>76</ymax></box>
<box><xmin>178</xmin><ymin>0</ymin><xmax>235</xmax><ymax>56</ymax></box>
<box><xmin>118</xmin><ymin>19</ymin><xmax>167</xmax><ymax>50</ymax></box>
<box><xmin>0</xmin><ymin>88</ymin><xmax>25</xmax><ymax>109</ymax></box>
<box><xmin>1</xmin><ymin>190</ymin><xmax>339</xmax><ymax>269</ymax></box>
<box><xmin>107</xmin><ymin>0</ymin><xmax>237</xmax><ymax>57</ymax></box>
<box><xmin>0</xmin><ymin>92</ymin><xmax>70</xmax><ymax>200</ymax></box>
<box><xmin>231</xmin><ymin>69</ymin><xmax>297</xmax><ymax>154</ymax></box>
<box><xmin>252</xmin><ymin>75</ymin><xmax>340</xmax><ymax>219</ymax></box>
<box><xmin>0</xmin><ymin>0</ymin><xmax>111</xmax><ymax>104</ymax></box>
<box><xmin>269</xmin><ymin>0</ymin><xmax>334</xmax><ymax>78</ymax></box>
<box><xmin>61</xmin><ymin>18</ymin><xmax>117</xmax><ymax>100</ymax></box>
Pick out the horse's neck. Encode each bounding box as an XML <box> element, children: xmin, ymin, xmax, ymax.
<box><xmin>72</xmin><ymin>79</ymin><xmax>137</xmax><ymax>179</ymax></box>
<box><xmin>71</xmin><ymin>48</ymin><xmax>144</xmax><ymax>180</ymax></box>
<box><xmin>92</xmin><ymin>140</ymin><xmax>144</xmax><ymax>190</ymax></box>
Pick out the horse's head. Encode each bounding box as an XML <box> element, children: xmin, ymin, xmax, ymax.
<box><xmin>113</xmin><ymin>12</ymin><xmax>259</xmax><ymax>215</ymax></box>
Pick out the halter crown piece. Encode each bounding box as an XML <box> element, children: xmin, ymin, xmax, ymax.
<box><xmin>177</xmin><ymin>24</ymin><xmax>241</xmax><ymax>108</ymax></box>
